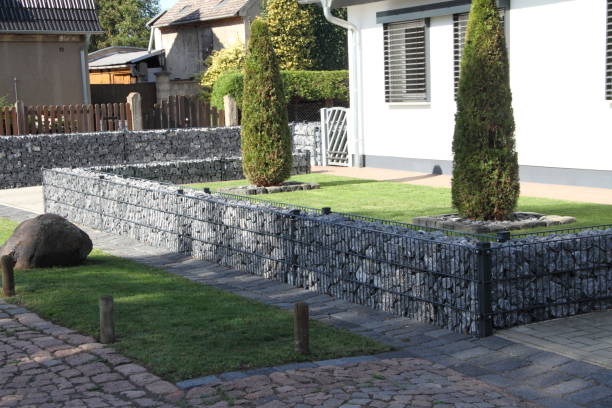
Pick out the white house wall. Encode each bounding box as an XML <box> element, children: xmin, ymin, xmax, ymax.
<box><xmin>347</xmin><ymin>0</ymin><xmax>612</xmax><ymax>188</ymax></box>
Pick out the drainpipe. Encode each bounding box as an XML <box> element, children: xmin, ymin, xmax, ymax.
<box><xmin>319</xmin><ymin>0</ymin><xmax>364</xmax><ymax>167</ymax></box>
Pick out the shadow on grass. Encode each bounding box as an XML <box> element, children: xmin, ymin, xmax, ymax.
<box><xmin>317</xmin><ymin>179</ymin><xmax>379</xmax><ymax>188</ymax></box>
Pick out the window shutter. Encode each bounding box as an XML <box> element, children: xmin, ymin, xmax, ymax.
<box><xmin>607</xmin><ymin>0</ymin><xmax>611</xmax><ymax>100</ymax></box>
<box><xmin>384</xmin><ymin>19</ymin><xmax>427</xmax><ymax>102</ymax></box>
<box><xmin>454</xmin><ymin>9</ymin><xmax>505</xmax><ymax>95</ymax></box>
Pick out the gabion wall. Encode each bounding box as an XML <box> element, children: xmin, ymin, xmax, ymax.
<box><xmin>0</xmin><ymin>123</ymin><xmax>321</xmax><ymax>189</ymax></box>
<box><xmin>43</xmin><ymin>167</ymin><xmax>483</xmax><ymax>335</ymax></box>
<box><xmin>291</xmin><ymin>122</ymin><xmax>323</xmax><ymax>166</ymax></box>
<box><xmin>95</xmin><ymin>154</ymin><xmax>311</xmax><ymax>185</ymax></box>
<box><xmin>42</xmin><ymin>165</ymin><xmax>612</xmax><ymax>336</ymax></box>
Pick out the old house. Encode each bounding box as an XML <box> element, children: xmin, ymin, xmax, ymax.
<box><xmin>148</xmin><ymin>0</ymin><xmax>260</xmax><ymax>97</ymax></box>
<box><xmin>0</xmin><ymin>0</ymin><xmax>102</xmax><ymax>105</ymax></box>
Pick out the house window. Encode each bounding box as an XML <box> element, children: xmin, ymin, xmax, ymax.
<box><xmin>607</xmin><ymin>0</ymin><xmax>611</xmax><ymax>100</ymax></box>
<box><xmin>454</xmin><ymin>9</ymin><xmax>505</xmax><ymax>95</ymax></box>
<box><xmin>383</xmin><ymin>19</ymin><xmax>427</xmax><ymax>102</ymax></box>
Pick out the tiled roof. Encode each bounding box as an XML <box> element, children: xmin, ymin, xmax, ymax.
<box><xmin>153</xmin><ymin>0</ymin><xmax>251</xmax><ymax>27</ymax></box>
<box><xmin>0</xmin><ymin>0</ymin><xmax>103</xmax><ymax>34</ymax></box>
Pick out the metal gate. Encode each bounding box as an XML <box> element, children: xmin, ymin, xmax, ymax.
<box><xmin>321</xmin><ymin>107</ymin><xmax>349</xmax><ymax>166</ymax></box>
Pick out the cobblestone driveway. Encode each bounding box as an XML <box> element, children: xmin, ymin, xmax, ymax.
<box><xmin>1</xmin><ymin>301</ymin><xmax>532</xmax><ymax>408</ymax></box>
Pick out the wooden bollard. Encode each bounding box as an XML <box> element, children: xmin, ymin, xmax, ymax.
<box><xmin>99</xmin><ymin>296</ymin><xmax>115</xmax><ymax>344</ymax></box>
<box><xmin>294</xmin><ymin>302</ymin><xmax>309</xmax><ymax>354</ymax></box>
<box><xmin>1</xmin><ymin>255</ymin><xmax>15</xmax><ymax>297</ymax></box>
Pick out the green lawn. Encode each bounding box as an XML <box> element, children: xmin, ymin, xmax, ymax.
<box><xmin>0</xmin><ymin>218</ymin><xmax>390</xmax><ymax>382</ymax></box>
<box><xmin>186</xmin><ymin>174</ymin><xmax>612</xmax><ymax>232</ymax></box>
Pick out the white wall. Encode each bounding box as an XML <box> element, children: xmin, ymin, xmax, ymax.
<box><xmin>348</xmin><ymin>0</ymin><xmax>612</xmax><ymax>173</ymax></box>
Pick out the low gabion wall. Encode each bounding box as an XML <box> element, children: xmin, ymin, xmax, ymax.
<box><xmin>0</xmin><ymin>123</ymin><xmax>320</xmax><ymax>189</ymax></box>
<box><xmin>95</xmin><ymin>154</ymin><xmax>311</xmax><ymax>185</ymax></box>
<box><xmin>42</xmin><ymin>165</ymin><xmax>612</xmax><ymax>336</ymax></box>
<box><xmin>43</xmin><ymin>166</ymin><xmax>483</xmax><ymax>335</ymax></box>
<box><xmin>291</xmin><ymin>122</ymin><xmax>322</xmax><ymax>166</ymax></box>
<box><xmin>0</xmin><ymin>127</ymin><xmax>241</xmax><ymax>189</ymax></box>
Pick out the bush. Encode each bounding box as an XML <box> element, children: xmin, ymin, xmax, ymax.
<box><xmin>264</xmin><ymin>0</ymin><xmax>315</xmax><ymax>70</ymax></box>
<box><xmin>211</xmin><ymin>70</ymin><xmax>348</xmax><ymax>110</ymax></box>
<box><xmin>0</xmin><ymin>95</ymin><xmax>11</xmax><ymax>108</ymax></box>
<box><xmin>241</xmin><ymin>19</ymin><xmax>292</xmax><ymax>187</ymax></box>
<box><xmin>451</xmin><ymin>0</ymin><xmax>519</xmax><ymax>220</ymax></box>
<box><xmin>199</xmin><ymin>42</ymin><xmax>245</xmax><ymax>99</ymax></box>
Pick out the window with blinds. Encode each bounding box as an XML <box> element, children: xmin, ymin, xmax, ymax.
<box><xmin>607</xmin><ymin>0</ymin><xmax>611</xmax><ymax>100</ymax></box>
<box><xmin>383</xmin><ymin>19</ymin><xmax>427</xmax><ymax>102</ymax></box>
<box><xmin>453</xmin><ymin>10</ymin><xmax>505</xmax><ymax>95</ymax></box>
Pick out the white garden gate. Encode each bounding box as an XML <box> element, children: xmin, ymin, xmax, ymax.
<box><xmin>321</xmin><ymin>107</ymin><xmax>349</xmax><ymax>166</ymax></box>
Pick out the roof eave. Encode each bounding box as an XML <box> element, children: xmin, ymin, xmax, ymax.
<box><xmin>153</xmin><ymin>12</ymin><xmax>240</xmax><ymax>28</ymax></box>
<box><xmin>0</xmin><ymin>30</ymin><xmax>104</xmax><ymax>35</ymax></box>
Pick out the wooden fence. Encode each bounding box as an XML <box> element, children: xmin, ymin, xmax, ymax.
<box><xmin>0</xmin><ymin>103</ymin><xmax>132</xmax><ymax>136</ymax></box>
<box><xmin>144</xmin><ymin>95</ymin><xmax>225</xmax><ymax>130</ymax></box>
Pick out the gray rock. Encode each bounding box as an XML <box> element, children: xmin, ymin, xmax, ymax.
<box><xmin>0</xmin><ymin>214</ymin><xmax>92</xmax><ymax>269</ymax></box>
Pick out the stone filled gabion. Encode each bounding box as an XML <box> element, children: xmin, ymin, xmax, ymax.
<box><xmin>490</xmin><ymin>231</ymin><xmax>612</xmax><ymax>329</ymax></box>
<box><xmin>43</xmin><ymin>165</ymin><xmax>612</xmax><ymax>337</ymax></box>
<box><xmin>291</xmin><ymin>122</ymin><xmax>322</xmax><ymax>166</ymax></box>
<box><xmin>0</xmin><ymin>123</ymin><xmax>316</xmax><ymax>189</ymax></box>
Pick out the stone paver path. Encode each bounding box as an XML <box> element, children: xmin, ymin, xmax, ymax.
<box><xmin>498</xmin><ymin>310</ymin><xmax>612</xmax><ymax>369</ymax></box>
<box><xmin>0</xmin><ymin>299</ymin><xmax>533</xmax><ymax>408</ymax></box>
<box><xmin>0</xmin><ymin>301</ymin><xmax>182</xmax><ymax>408</ymax></box>
<box><xmin>183</xmin><ymin>358</ymin><xmax>533</xmax><ymax>408</ymax></box>
<box><xmin>3</xmin><ymin>204</ymin><xmax>612</xmax><ymax>407</ymax></box>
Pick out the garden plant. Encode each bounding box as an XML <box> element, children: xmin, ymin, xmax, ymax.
<box><xmin>241</xmin><ymin>19</ymin><xmax>293</xmax><ymax>186</ymax></box>
<box><xmin>452</xmin><ymin>0</ymin><xmax>520</xmax><ymax>220</ymax></box>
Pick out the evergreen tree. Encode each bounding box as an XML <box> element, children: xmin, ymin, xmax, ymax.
<box><xmin>451</xmin><ymin>0</ymin><xmax>519</xmax><ymax>220</ymax></box>
<box><xmin>241</xmin><ymin>19</ymin><xmax>292</xmax><ymax>186</ymax></box>
<box><xmin>307</xmin><ymin>6</ymin><xmax>348</xmax><ymax>70</ymax></box>
<box><xmin>90</xmin><ymin>0</ymin><xmax>160</xmax><ymax>51</ymax></box>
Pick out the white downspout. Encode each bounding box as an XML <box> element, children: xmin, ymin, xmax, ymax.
<box><xmin>320</xmin><ymin>0</ymin><xmax>364</xmax><ymax>167</ymax></box>
<box><xmin>80</xmin><ymin>34</ymin><xmax>91</xmax><ymax>104</ymax></box>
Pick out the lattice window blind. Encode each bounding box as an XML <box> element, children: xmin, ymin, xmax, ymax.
<box><xmin>454</xmin><ymin>9</ymin><xmax>505</xmax><ymax>95</ymax></box>
<box><xmin>607</xmin><ymin>0</ymin><xmax>611</xmax><ymax>100</ymax></box>
<box><xmin>383</xmin><ymin>19</ymin><xmax>427</xmax><ymax>102</ymax></box>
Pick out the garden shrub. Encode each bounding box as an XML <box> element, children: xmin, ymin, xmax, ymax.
<box><xmin>210</xmin><ymin>70</ymin><xmax>348</xmax><ymax>110</ymax></box>
<box><xmin>451</xmin><ymin>0</ymin><xmax>519</xmax><ymax>221</ymax></box>
<box><xmin>264</xmin><ymin>0</ymin><xmax>315</xmax><ymax>70</ymax></box>
<box><xmin>241</xmin><ymin>19</ymin><xmax>292</xmax><ymax>187</ymax></box>
<box><xmin>199</xmin><ymin>42</ymin><xmax>245</xmax><ymax>99</ymax></box>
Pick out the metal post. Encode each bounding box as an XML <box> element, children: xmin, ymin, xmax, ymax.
<box><xmin>99</xmin><ymin>296</ymin><xmax>115</xmax><ymax>344</ymax></box>
<box><xmin>1</xmin><ymin>256</ymin><xmax>16</xmax><ymax>297</ymax></box>
<box><xmin>320</xmin><ymin>108</ymin><xmax>328</xmax><ymax>166</ymax></box>
<box><xmin>294</xmin><ymin>302</ymin><xmax>309</xmax><ymax>354</ymax></box>
<box><xmin>286</xmin><ymin>209</ymin><xmax>300</xmax><ymax>284</ymax></box>
<box><xmin>497</xmin><ymin>231</ymin><xmax>511</xmax><ymax>243</ymax></box>
<box><xmin>476</xmin><ymin>241</ymin><xmax>493</xmax><ymax>337</ymax></box>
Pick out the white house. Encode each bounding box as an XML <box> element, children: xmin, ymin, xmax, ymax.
<box><xmin>305</xmin><ymin>0</ymin><xmax>612</xmax><ymax>188</ymax></box>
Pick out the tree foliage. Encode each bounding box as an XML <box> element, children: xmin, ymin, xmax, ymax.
<box><xmin>199</xmin><ymin>42</ymin><xmax>246</xmax><ymax>92</ymax></box>
<box><xmin>210</xmin><ymin>70</ymin><xmax>348</xmax><ymax>110</ymax></box>
<box><xmin>451</xmin><ymin>0</ymin><xmax>519</xmax><ymax>220</ymax></box>
<box><xmin>90</xmin><ymin>0</ymin><xmax>160</xmax><ymax>51</ymax></box>
<box><xmin>241</xmin><ymin>19</ymin><xmax>292</xmax><ymax>187</ymax></box>
<box><xmin>263</xmin><ymin>0</ymin><xmax>316</xmax><ymax>70</ymax></box>
<box><xmin>307</xmin><ymin>6</ymin><xmax>348</xmax><ymax>70</ymax></box>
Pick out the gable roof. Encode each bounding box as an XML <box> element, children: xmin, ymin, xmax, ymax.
<box><xmin>0</xmin><ymin>0</ymin><xmax>103</xmax><ymax>34</ymax></box>
<box><xmin>152</xmin><ymin>0</ymin><xmax>253</xmax><ymax>27</ymax></box>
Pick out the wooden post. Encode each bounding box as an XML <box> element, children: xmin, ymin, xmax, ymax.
<box><xmin>294</xmin><ymin>302</ymin><xmax>309</xmax><ymax>354</ymax></box>
<box><xmin>14</xmin><ymin>100</ymin><xmax>26</xmax><ymax>135</ymax></box>
<box><xmin>1</xmin><ymin>255</ymin><xmax>15</xmax><ymax>297</ymax></box>
<box><xmin>223</xmin><ymin>95</ymin><xmax>239</xmax><ymax>126</ymax></box>
<box><xmin>99</xmin><ymin>296</ymin><xmax>115</xmax><ymax>344</ymax></box>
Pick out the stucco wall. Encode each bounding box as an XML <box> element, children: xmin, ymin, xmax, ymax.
<box><xmin>347</xmin><ymin>0</ymin><xmax>612</xmax><ymax>182</ymax></box>
<box><xmin>0</xmin><ymin>34</ymin><xmax>87</xmax><ymax>105</ymax></box>
<box><xmin>158</xmin><ymin>17</ymin><xmax>247</xmax><ymax>80</ymax></box>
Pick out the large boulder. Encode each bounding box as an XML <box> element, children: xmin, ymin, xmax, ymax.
<box><xmin>0</xmin><ymin>214</ymin><xmax>92</xmax><ymax>270</ymax></box>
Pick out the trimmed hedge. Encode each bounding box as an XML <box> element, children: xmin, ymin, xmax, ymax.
<box><xmin>211</xmin><ymin>70</ymin><xmax>349</xmax><ymax>109</ymax></box>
